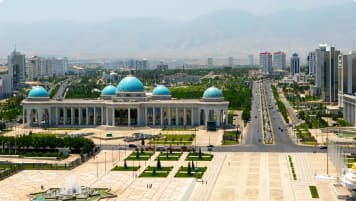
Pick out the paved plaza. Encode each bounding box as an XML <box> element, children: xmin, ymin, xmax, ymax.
<box><xmin>0</xmin><ymin>150</ymin><xmax>343</xmax><ymax>201</ymax></box>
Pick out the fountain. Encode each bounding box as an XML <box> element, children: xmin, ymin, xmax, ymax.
<box><xmin>30</xmin><ymin>174</ymin><xmax>116</xmax><ymax>200</ymax></box>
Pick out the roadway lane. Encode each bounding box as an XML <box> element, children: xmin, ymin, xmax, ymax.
<box><xmin>101</xmin><ymin>80</ymin><xmax>325</xmax><ymax>153</ymax></box>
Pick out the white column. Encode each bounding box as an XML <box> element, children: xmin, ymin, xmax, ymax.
<box><xmin>168</xmin><ymin>107</ymin><xmax>171</xmax><ymax>126</ymax></box>
<box><xmin>128</xmin><ymin>108</ymin><xmax>131</xmax><ymax>126</ymax></box>
<box><xmin>176</xmin><ymin>107</ymin><xmax>179</xmax><ymax>126</ymax></box>
<box><xmin>105</xmin><ymin>107</ymin><xmax>109</xmax><ymax>125</ymax></box>
<box><xmin>160</xmin><ymin>107</ymin><xmax>164</xmax><ymax>127</ymax></box>
<box><xmin>112</xmin><ymin>108</ymin><xmax>115</xmax><ymax>126</ymax></box>
<box><xmin>191</xmin><ymin>107</ymin><xmax>194</xmax><ymax>126</ymax></box>
<box><xmin>183</xmin><ymin>108</ymin><xmax>187</xmax><ymax>126</ymax></box>
<box><xmin>26</xmin><ymin>108</ymin><xmax>31</xmax><ymax>126</ymax></box>
<box><xmin>101</xmin><ymin>106</ymin><xmax>104</xmax><ymax>125</ymax></box>
<box><xmin>152</xmin><ymin>107</ymin><xmax>156</xmax><ymax>126</ymax></box>
<box><xmin>145</xmin><ymin>107</ymin><xmax>148</xmax><ymax>126</ymax></box>
<box><xmin>79</xmin><ymin>108</ymin><xmax>82</xmax><ymax>125</ymax></box>
<box><xmin>71</xmin><ymin>107</ymin><xmax>74</xmax><ymax>125</ymax></box>
<box><xmin>216</xmin><ymin>109</ymin><xmax>221</xmax><ymax>127</ymax></box>
<box><xmin>204</xmin><ymin>109</ymin><xmax>208</xmax><ymax>128</ymax></box>
<box><xmin>55</xmin><ymin>107</ymin><xmax>59</xmax><ymax>125</ymax></box>
<box><xmin>225</xmin><ymin>110</ymin><xmax>228</xmax><ymax>125</ymax></box>
<box><xmin>94</xmin><ymin>107</ymin><xmax>97</xmax><ymax>125</ymax></box>
<box><xmin>86</xmin><ymin>107</ymin><xmax>89</xmax><ymax>125</ymax></box>
<box><xmin>63</xmin><ymin>108</ymin><xmax>67</xmax><ymax>126</ymax></box>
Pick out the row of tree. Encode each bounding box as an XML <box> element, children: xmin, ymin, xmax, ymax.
<box><xmin>0</xmin><ymin>134</ymin><xmax>95</xmax><ymax>154</ymax></box>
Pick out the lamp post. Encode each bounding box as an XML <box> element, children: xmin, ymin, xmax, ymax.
<box><xmin>326</xmin><ymin>127</ymin><xmax>329</xmax><ymax>176</ymax></box>
<box><xmin>105</xmin><ymin>152</ymin><xmax>107</xmax><ymax>172</ymax></box>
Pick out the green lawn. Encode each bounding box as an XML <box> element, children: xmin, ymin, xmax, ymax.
<box><xmin>111</xmin><ymin>166</ymin><xmax>140</xmax><ymax>171</ymax></box>
<box><xmin>148</xmin><ymin>134</ymin><xmax>195</xmax><ymax>145</ymax></box>
<box><xmin>139</xmin><ymin>166</ymin><xmax>173</xmax><ymax>177</ymax></box>
<box><xmin>222</xmin><ymin>131</ymin><xmax>239</xmax><ymax>145</ymax></box>
<box><xmin>346</xmin><ymin>158</ymin><xmax>356</xmax><ymax>168</ymax></box>
<box><xmin>185</xmin><ymin>152</ymin><xmax>213</xmax><ymax>161</ymax></box>
<box><xmin>175</xmin><ymin>166</ymin><xmax>207</xmax><ymax>179</ymax></box>
<box><xmin>157</xmin><ymin>152</ymin><xmax>182</xmax><ymax>161</ymax></box>
<box><xmin>309</xmin><ymin>186</ymin><xmax>319</xmax><ymax>198</ymax></box>
<box><xmin>125</xmin><ymin>151</ymin><xmax>154</xmax><ymax>161</ymax></box>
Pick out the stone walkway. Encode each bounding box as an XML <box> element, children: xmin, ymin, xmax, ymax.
<box><xmin>0</xmin><ymin>152</ymin><xmax>344</xmax><ymax>201</ymax></box>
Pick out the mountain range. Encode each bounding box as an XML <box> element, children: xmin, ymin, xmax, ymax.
<box><xmin>0</xmin><ymin>3</ymin><xmax>355</xmax><ymax>59</ymax></box>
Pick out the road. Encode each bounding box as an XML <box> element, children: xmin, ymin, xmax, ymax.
<box><xmin>102</xmin><ymin>80</ymin><xmax>324</xmax><ymax>153</ymax></box>
<box><xmin>53</xmin><ymin>80</ymin><xmax>70</xmax><ymax>99</ymax></box>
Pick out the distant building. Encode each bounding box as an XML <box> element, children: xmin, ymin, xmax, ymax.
<box><xmin>27</xmin><ymin>56</ymin><xmax>68</xmax><ymax>81</ymax></box>
<box><xmin>228</xmin><ymin>57</ymin><xmax>234</xmax><ymax>66</ymax></box>
<box><xmin>307</xmin><ymin>52</ymin><xmax>316</xmax><ymax>75</ymax></box>
<box><xmin>163</xmin><ymin>73</ymin><xmax>201</xmax><ymax>85</ymax></box>
<box><xmin>207</xmin><ymin>58</ymin><xmax>213</xmax><ymax>67</ymax></box>
<box><xmin>259</xmin><ymin>52</ymin><xmax>272</xmax><ymax>74</ymax></box>
<box><xmin>156</xmin><ymin>63</ymin><xmax>168</xmax><ymax>71</ymax></box>
<box><xmin>314</xmin><ymin>44</ymin><xmax>341</xmax><ymax>103</ymax></box>
<box><xmin>248</xmin><ymin>55</ymin><xmax>254</xmax><ymax>66</ymax></box>
<box><xmin>8</xmin><ymin>50</ymin><xmax>26</xmax><ymax>90</ymax></box>
<box><xmin>290</xmin><ymin>53</ymin><xmax>300</xmax><ymax>75</ymax></box>
<box><xmin>273</xmin><ymin>51</ymin><xmax>286</xmax><ymax>70</ymax></box>
<box><xmin>0</xmin><ymin>75</ymin><xmax>12</xmax><ymax>99</ymax></box>
<box><xmin>338</xmin><ymin>51</ymin><xmax>356</xmax><ymax>108</ymax></box>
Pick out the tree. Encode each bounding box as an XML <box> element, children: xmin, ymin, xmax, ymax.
<box><xmin>152</xmin><ymin>167</ymin><xmax>156</xmax><ymax>175</ymax></box>
<box><xmin>169</xmin><ymin>144</ymin><xmax>172</xmax><ymax>154</ymax></box>
<box><xmin>141</xmin><ymin>138</ymin><xmax>145</xmax><ymax>146</ymax></box>
<box><xmin>198</xmin><ymin>147</ymin><xmax>202</xmax><ymax>159</ymax></box>
<box><xmin>166</xmin><ymin>151</ymin><xmax>169</xmax><ymax>159</ymax></box>
<box><xmin>136</xmin><ymin>148</ymin><xmax>139</xmax><ymax>159</ymax></box>
<box><xmin>187</xmin><ymin>161</ymin><xmax>192</xmax><ymax>175</ymax></box>
<box><xmin>0</xmin><ymin>121</ymin><xmax>6</xmax><ymax>131</ymax></box>
<box><xmin>124</xmin><ymin>160</ymin><xmax>128</xmax><ymax>169</ymax></box>
<box><xmin>140</xmin><ymin>147</ymin><xmax>144</xmax><ymax>154</ymax></box>
<box><xmin>191</xmin><ymin>160</ymin><xmax>195</xmax><ymax>169</ymax></box>
<box><xmin>157</xmin><ymin>158</ymin><xmax>161</xmax><ymax>170</ymax></box>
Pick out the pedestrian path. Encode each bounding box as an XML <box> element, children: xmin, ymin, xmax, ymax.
<box><xmin>189</xmin><ymin>153</ymin><xmax>226</xmax><ymax>201</ymax></box>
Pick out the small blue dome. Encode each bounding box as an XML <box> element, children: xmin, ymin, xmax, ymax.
<box><xmin>117</xmin><ymin>76</ymin><xmax>144</xmax><ymax>92</ymax></box>
<box><xmin>28</xmin><ymin>86</ymin><xmax>49</xmax><ymax>97</ymax></box>
<box><xmin>292</xmin><ymin>53</ymin><xmax>299</xmax><ymax>57</ymax></box>
<box><xmin>203</xmin><ymin>87</ymin><xmax>223</xmax><ymax>98</ymax></box>
<box><xmin>102</xmin><ymin>85</ymin><xmax>116</xmax><ymax>95</ymax></box>
<box><xmin>152</xmin><ymin>85</ymin><xmax>170</xmax><ymax>96</ymax></box>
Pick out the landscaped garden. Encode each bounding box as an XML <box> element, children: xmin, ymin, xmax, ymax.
<box><xmin>139</xmin><ymin>159</ymin><xmax>173</xmax><ymax>177</ymax></box>
<box><xmin>156</xmin><ymin>151</ymin><xmax>182</xmax><ymax>161</ymax></box>
<box><xmin>222</xmin><ymin>131</ymin><xmax>239</xmax><ymax>145</ymax></box>
<box><xmin>175</xmin><ymin>161</ymin><xmax>207</xmax><ymax>179</ymax></box>
<box><xmin>294</xmin><ymin>124</ymin><xmax>317</xmax><ymax>145</ymax></box>
<box><xmin>112</xmin><ymin>160</ymin><xmax>140</xmax><ymax>171</ymax></box>
<box><xmin>125</xmin><ymin>149</ymin><xmax>154</xmax><ymax>161</ymax></box>
<box><xmin>185</xmin><ymin>149</ymin><xmax>213</xmax><ymax>161</ymax></box>
<box><xmin>148</xmin><ymin>134</ymin><xmax>195</xmax><ymax>145</ymax></box>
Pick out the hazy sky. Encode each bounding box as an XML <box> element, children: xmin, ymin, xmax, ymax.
<box><xmin>0</xmin><ymin>0</ymin><xmax>353</xmax><ymax>22</ymax></box>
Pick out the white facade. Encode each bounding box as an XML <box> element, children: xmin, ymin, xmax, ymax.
<box><xmin>259</xmin><ymin>52</ymin><xmax>272</xmax><ymax>74</ymax></box>
<box><xmin>273</xmin><ymin>51</ymin><xmax>286</xmax><ymax>70</ymax></box>
<box><xmin>342</xmin><ymin>94</ymin><xmax>356</xmax><ymax>127</ymax></box>
<box><xmin>207</xmin><ymin>58</ymin><xmax>213</xmax><ymax>67</ymax></box>
<box><xmin>27</xmin><ymin>56</ymin><xmax>68</xmax><ymax>81</ymax></box>
<box><xmin>338</xmin><ymin>51</ymin><xmax>356</xmax><ymax>108</ymax></box>
<box><xmin>0</xmin><ymin>75</ymin><xmax>12</xmax><ymax>99</ymax></box>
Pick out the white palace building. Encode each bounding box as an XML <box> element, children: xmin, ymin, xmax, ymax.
<box><xmin>22</xmin><ymin>75</ymin><xmax>229</xmax><ymax>128</ymax></box>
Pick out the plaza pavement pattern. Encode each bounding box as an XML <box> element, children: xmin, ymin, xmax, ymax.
<box><xmin>0</xmin><ymin>151</ymin><xmax>342</xmax><ymax>201</ymax></box>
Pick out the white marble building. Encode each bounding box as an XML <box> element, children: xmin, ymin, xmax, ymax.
<box><xmin>22</xmin><ymin>75</ymin><xmax>229</xmax><ymax>128</ymax></box>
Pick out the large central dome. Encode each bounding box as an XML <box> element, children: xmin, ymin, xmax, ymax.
<box><xmin>117</xmin><ymin>75</ymin><xmax>144</xmax><ymax>92</ymax></box>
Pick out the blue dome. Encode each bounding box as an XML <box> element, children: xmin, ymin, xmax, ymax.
<box><xmin>102</xmin><ymin>85</ymin><xmax>116</xmax><ymax>95</ymax></box>
<box><xmin>152</xmin><ymin>85</ymin><xmax>170</xmax><ymax>96</ymax></box>
<box><xmin>28</xmin><ymin>86</ymin><xmax>49</xmax><ymax>97</ymax></box>
<box><xmin>203</xmin><ymin>87</ymin><xmax>223</xmax><ymax>98</ymax></box>
<box><xmin>117</xmin><ymin>76</ymin><xmax>144</xmax><ymax>92</ymax></box>
<box><xmin>292</xmin><ymin>53</ymin><xmax>299</xmax><ymax>57</ymax></box>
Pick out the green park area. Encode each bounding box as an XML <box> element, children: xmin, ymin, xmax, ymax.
<box><xmin>271</xmin><ymin>86</ymin><xmax>289</xmax><ymax>123</ymax></box>
<box><xmin>222</xmin><ymin>131</ymin><xmax>239</xmax><ymax>145</ymax></box>
<box><xmin>175</xmin><ymin>164</ymin><xmax>207</xmax><ymax>179</ymax></box>
<box><xmin>294</xmin><ymin>125</ymin><xmax>317</xmax><ymax>145</ymax></box>
<box><xmin>112</xmin><ymin>160</ymin><xmax>140</xmax><ymax>171</ymax></box>
<box><xmin>149</xmin><ymin>134</ymin><xmax>195</xmax><ymax>145</ymax></box>
<box><xmin>186</xmin><ymin>149</ymin><xmax>213</xmax><ymax>161</ymax></box>
<box><xmin>140</xmin><ymin>159</ymin><xmax>173</xmax><ymax>178</ymax></box>
<box><xmin>156</xmin><ymin>151</ymin><xmax>182</xmax><ymax>161</ymax></box>
<box><xmin>125</xmin><ymin>150</ymin><xmax>154</xmax><ymax>161</ymax></box>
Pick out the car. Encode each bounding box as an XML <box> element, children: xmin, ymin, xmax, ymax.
<box><xmin>156</xmin><ymin>146</ymin><xmax>167</xmax><ymax>151</ymax></box>
<box><xmin>207</xmin><ymin>144</ymin><xmax>214</xmax><ymax>148</ymax></box>
<box><xmin>319</xmin><ymin>145</ymin><xmax>327</xmax><ymax>149</ymax></box>
<box><xmin>128</xmin><ymin>144</ymin><xmax>137</xmax><ymax>148</ymax></box>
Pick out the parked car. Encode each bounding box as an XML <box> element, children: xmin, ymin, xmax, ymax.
<box><xmin>128</xmin><ymin>144</ymin><xmax>137</xmax><ymax>148</ymax></box>
<box><xmin>156</xmin><ymin>146</ymin><xmax>167</xmax><ymax>151</ymax></box>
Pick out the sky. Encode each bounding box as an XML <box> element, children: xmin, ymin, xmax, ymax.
<box><xmin>0</xmin><ymin>0</ymin><xmax>353</xmax><ymax>22</ymax></box>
